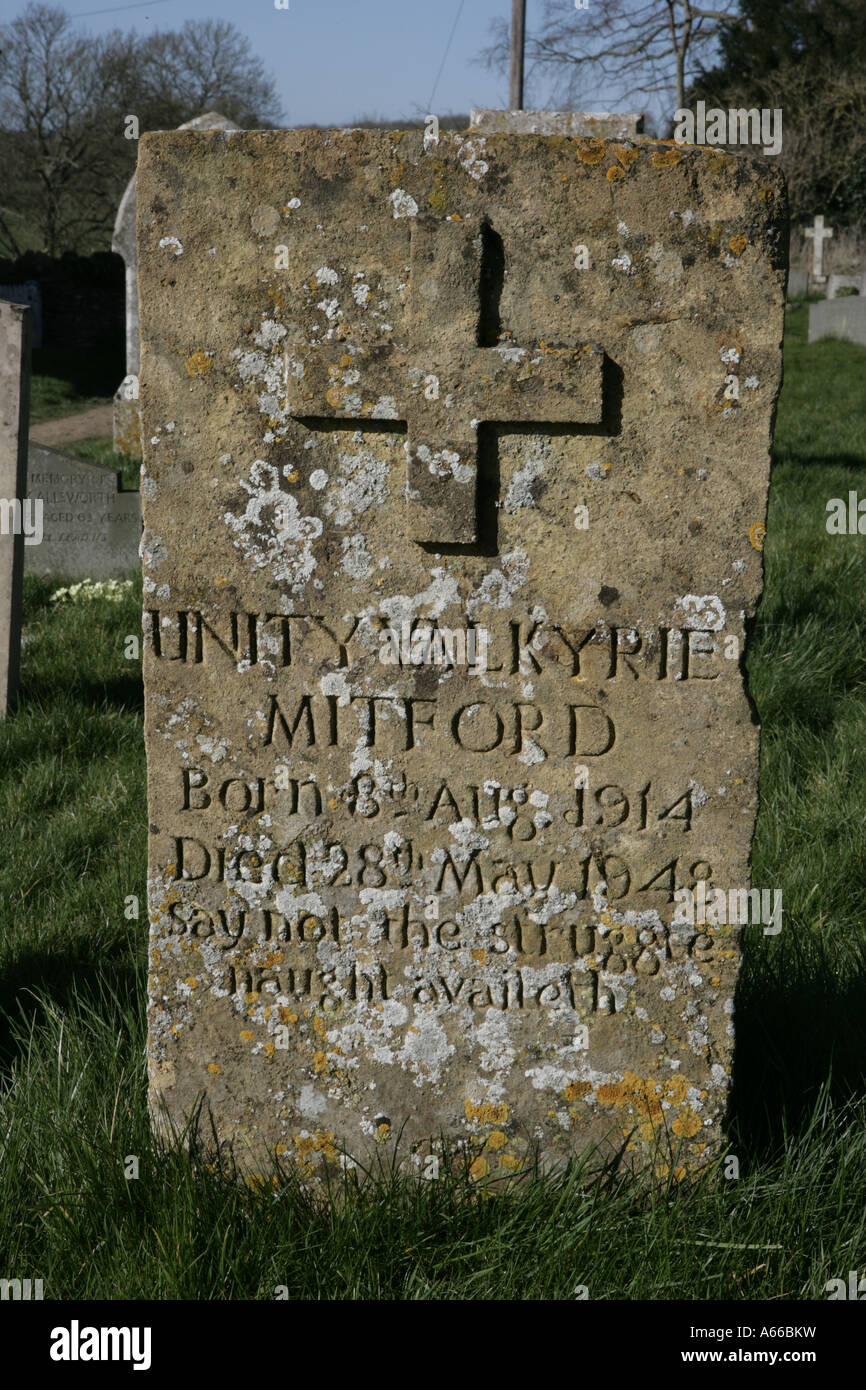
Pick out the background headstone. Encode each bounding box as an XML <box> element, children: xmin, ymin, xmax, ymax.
<box><xmin>25</xmin><ymin>445</ymin><xmax>141</xmax><ymax>578</ymax></box>
<box><xmin>471</xmin><ymin>108</ymin><xmax>643</xmax><ymax>137</ymax></box>
<box><xmin>112</xmin><ymin>111</ymin><xmax>240</xmax><ymax>458</ymax></box>
<box><xmin>0</xmin><ymin>282</ymin><xmax>42</xmax><ymax>349</ymax></box>
<box><xmin>0</xmin><ymin>300</ymin><xmax>31</xmax><ymax>717</ymax></box>
<box><xmin>826</xmin><ymin>273</ymin><xmax>863</xmax><ymax>299</ymax></box>
<box><xmin>786</xmin><ymin>267</ymin><xmax>809</xmax><ymax>298</ymax></box>
<box><xmin>809</xmin><ymin>297</ymin><xmax>866</xmax><ymax>346</ymax></box>
<box><xmin>138</xmin><ymin>126</ymin><xmax>786</xmax><ymax>1178</ymax></box>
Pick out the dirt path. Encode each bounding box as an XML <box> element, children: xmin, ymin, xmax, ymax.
<box><xmin>30</xmin><ymin>402</ymin><xmax>113</xmax><ymax>447</ymax></box>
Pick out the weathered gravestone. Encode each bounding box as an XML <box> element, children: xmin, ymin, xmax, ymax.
<box><xmin>25</xmin><ymin>445</ymin><xmax>141</xmax><ymax>578</ymax></box>
<box><xmin>112</xmin><ymin>112</ymin><xmax>240</xmax><ymax>457</ymax></box>
<box><xmin>826</xmin><ymin>273</ymin><xmax>864</xmax><ymax>299</ymax></box>
<box><xmin>470</xmin><ymin>109</ymin><xmax>644</xmax><ymax>138</ymax></box>
<box><xmin>138</xmin><ymin>127</ymin><xmax>786</xmax><ymax>1178</ymax></box>
<box><xmin>0</xmin><ymin>282</ymin><xmax>42</xmax><ymax>348</ymax></box>
<box><xmin>809</xmin><ymin>296</ymin><xmax>866</xmax><ymax>347</ymax></box>
<box><xmin>0</xmin><ymin>300</ymin><xmax>31</xmax><ymax>717</ymax></box>
<box><xmin>786</xmin><ymin>266</ymin><xmax>808</xmax><ymax>299</ymax></box>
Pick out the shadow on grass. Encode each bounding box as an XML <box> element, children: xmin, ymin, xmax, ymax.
<box><xmin>32</xmin><ymin>346</ymin><xmax>121</xmax><ymax>403</ymax></box>
<box><xmin>0</xmin><ymin>943</ymin><xmax>143</xmax><ymax>1078</ymax></box>
<box><xmin>729</xmin><ymin>928</ymin><xmax>866</xmax><ymax>1157</ymax></box>
<box><xmin>18</xmin><ymin>669</ymin><xmax>144</xmax><ymax>714</ymax></box>
<box><xmin>773</xmin><ymin>452</ymin><xmax>866</xmax><ymax>470</ymax></box>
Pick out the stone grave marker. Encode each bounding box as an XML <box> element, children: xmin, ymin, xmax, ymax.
<box><xmin>826</xmin><ymin>273</ymin><xmax>864</xmax><ymax>299</ymax></box>
<box><xmin>0</xmin><ymin>300</ymin><xmax>31</xmax><ymax>717</ymax></box>
<box><xmin>787</xmin><ymin>266</ymin><xmax>808</xmax><ymax>299</ymax></box>
<box><xmin>470</xmin><ymin>109</ymin><xmax>643</xmax><ymax>138</ymax></box>
<box><xmin>112</xmin><ymin>111</ymin><xmax>240</xmax><ymax>457</ymax></box>
<box><xmin>809</xmin><ymin>296</ymin><xmax>866</xmax><ymax>347</ymax></box>
<box><xmin>138</xmin><ymin>126</ymin><xmax>786</xmax><ymax>1178</ymax></box>
<box><xmin>25</xmin><ymin>445</ymin><xmax>141</xmax><ymax>578</ymax></box>
<box><xmin>0</xmin><ymin>282</ymin><xmax>42</xmax><ymax>348</ymax></box>
<box><xmin>805</xmin><ymin>213</ymin><xmax>833</xmax><ymax>284</ymax></box>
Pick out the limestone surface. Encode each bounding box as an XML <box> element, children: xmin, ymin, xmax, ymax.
<box><xmin>138</xmin><ymin>128</ymin><xmax>786</xmax><ymax>1178</ymax></box>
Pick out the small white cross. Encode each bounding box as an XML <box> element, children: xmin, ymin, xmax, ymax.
<box><xmin>805</xmin><ymin>215</ymin><xmax>833</xmax><ymax>282</ymax></box>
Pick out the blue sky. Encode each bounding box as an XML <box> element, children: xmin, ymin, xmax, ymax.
<box><xmin>57</xmin><ymin>0</ymin><xmax>622</xmax><ymax>127</ymax></box>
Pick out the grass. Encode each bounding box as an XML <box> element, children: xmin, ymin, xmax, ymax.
<box><xmin>28</xmin><ymin>346</ymin><xmax>119</xmax><ymax>424</ymax></box>
<box><xmin>1</xmin><ymin>301</ymin><xmax>865</xmax><ymax>1300</ymax></box>
<box><xmin>65</xmin><ymin>435</ymin><xmax>142</xmax><ymax>492</ymax></box>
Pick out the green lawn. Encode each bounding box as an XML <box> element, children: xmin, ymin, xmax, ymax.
<box><xmin>65</xmin><ymin>435</ymin><xmax>142</xmax><ymax>492</ymax></box>
<box><xmin>28</xmin><ymin>347</ymin><xmax>119</xmax><ymax>423</ymax></box>
<box><xmin>1</xmin><ymin>301</ymin><xmax>865</xmax><ymax>1300</ymax></box>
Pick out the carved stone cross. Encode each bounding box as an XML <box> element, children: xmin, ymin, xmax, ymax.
<box><xmin>284</xmin><ymin>217</ymin><xmax>604</xmax><ymax>548</ymax></box>
<box><xmin>805</xmin><ymin>214</ymin><xmax>833</xmax><ymax>282</ymax></box>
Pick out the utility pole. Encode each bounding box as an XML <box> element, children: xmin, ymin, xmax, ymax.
<box><xmin>509</xmin><ymin>0</ymin><xmax>526</xmax><ymax>110</ymax></box>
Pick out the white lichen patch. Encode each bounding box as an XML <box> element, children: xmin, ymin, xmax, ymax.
<box><xmin>321</xmin><ymin>446</ymin><xmax>390</xmax><ymax>526</ymax></box>
<box><xmin>223</xmin><ymin>459</ymin><xmax>322</xmax><ymax>593</ymax></box>
<box><xmin>504</xmin><ymin>451</ymin><xmax>545</xmax><ymax>511</ymax></box>
<box><xmin>467</xmin><ymin>549</ymin><xmax>530</xmax><ymax>618</ymax></box>
<box><xmin>389</xmin><ymin>188</ymin><xmax>418</xmax><ymax>219</ymax></box>
<box><xmin>340</xmin><ymin>533</ymin><xmax>373</xmax><ymax>579</ymax></box>
<box><xmin>672</xmin><ymin>594</ymin><xmax>726</xmax><ymax>630</ymax></box>
<box><xmin>453</xmin><ymin>134</ymin><xmax>489</xmax><ymax>180</ymax></box>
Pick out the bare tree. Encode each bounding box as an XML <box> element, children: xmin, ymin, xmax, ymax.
<box><xmin>479</xmin><ymin>0</ymin><xmax>743</xmax><ymax>122</ymax></box>
<box><xmin>0</xmin><ymin>4</ymin><xmax>283</xmax><ymax>257</ymax></box>
<box><xmin>0</xmin><ymin>4</ymin><xmax>135</xmax><ymax>255</ymax></box>
<box><xmin>133</xmin><ymin>19</ymin><xmax>283</xmax><ymax>131</ymax></box>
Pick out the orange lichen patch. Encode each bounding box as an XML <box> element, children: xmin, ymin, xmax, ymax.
<box><xmin>606</xmin><ymin>166</ymin><xmax>625</xmax><ymax>182</ymax></box>
<box><xmin>594</xmin><ymin>1071</ymin><xmax>705</xmax><ymax>1152</ymax></box>
<box><xmin>596</xmin><ymin>1070</ymin><xmax>688</xmax><ymax>1119</ymax></box>
<box><xmin>184</xmin><ymin>976</ymin><xmax>198</xmax><ymax>988</ymax></box>
<box><xmin>294</xmin><ymin>1130</ymin><xmax>337</xmax><ymax>1161</ymax></box>
<box><xmin>375</xmin><ymin>1122</ymin><xmax>391</xmax><ymax>1142</ymax></box>
<box><xmin>465</xmin><ymin>1100</ymin><xmax>508</xmax><ymax>1125</ymax></box>
<box><xmin>313</xmin><ymin>1016</ymin><xmax>326</xmax><ymax>1035</ymax></box>
<box><xmin>113</xmin><ymin>399</ymin><xmax>142</xmax><ymax>457</ymax></box>
<box><xmin>313</xmin><ymin>1050</ymin><xmax>328</xmax><ymax>1074</ymax></box>
<box><xmin>564</xmin><ymin>1081</ymin><xmax>592</xmax><ymax>1102</ymax></box>
<box><xmin>471</xmin><ymin>948</ymin><xmax>487</xmax><ymax>964</ymax></box>
<box><xmin>278</xmin><ymin>1007</ymin><xmax>298</xmax><ymax>1023</ymax></box>
<box><xmin>240</xmin><ymin>1030</ymin><xmax>254</xmax><ymax>1042</ymax></box>
<box><xmin>651</xmin><ymin>148</ymin><xmax>684</xmax><ymax>168</ymax></box>
<box><xmin>729</xmin><ymin>235</ymin><xmax>748</xmax><ymax>256</ymax></box>
<box><xmin>613</xmin><ymin>145</ymin><xmax>639</xmax><ymax>169</ymax></box>
<box><xmin>499</xmin><ymin>1153</ymin><xmax>521</xmax><ymax>1171</ymax></box>
<box><xmin>749</xmin><ymin>521</ymin><xmax>766</xmax><ymax>550</ymax></box>
<box><xmin>264</xmin><ymin>1042</ymin><xmax>275</xmax><ymax>1057</ymax></box>
<box><xmin>185</xmin><ymin>350</ymin><xmax>213</xmax><ymax>377</ymax></box>
<box><xmin>485</xmin><ymin>1130</ymin><xmax>508</xmax><ymax>1150</ymax></box>
<box><xmin>275</xmin><ymin>1143</ymin><xmax>288</xmax><ymax>1156</ymax></box>
<box><xmin>576</xmin><ymin>138</ymin><xmax>605</xmax><ymax>165</ymax></box>
<box><xmin>469</xmin><ymin>1157</ymin><xmax>489</xmax><ymax>1180</ymax></box>
<box><xmin>428</xmin><ymin>170</ymin><xmax>449</xmax><ymax>215</ymax></box>
<box><xmin>207</xmin><ymin>1063</ymin><xmax>221</xmax><ymax>1075</ymax></box>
